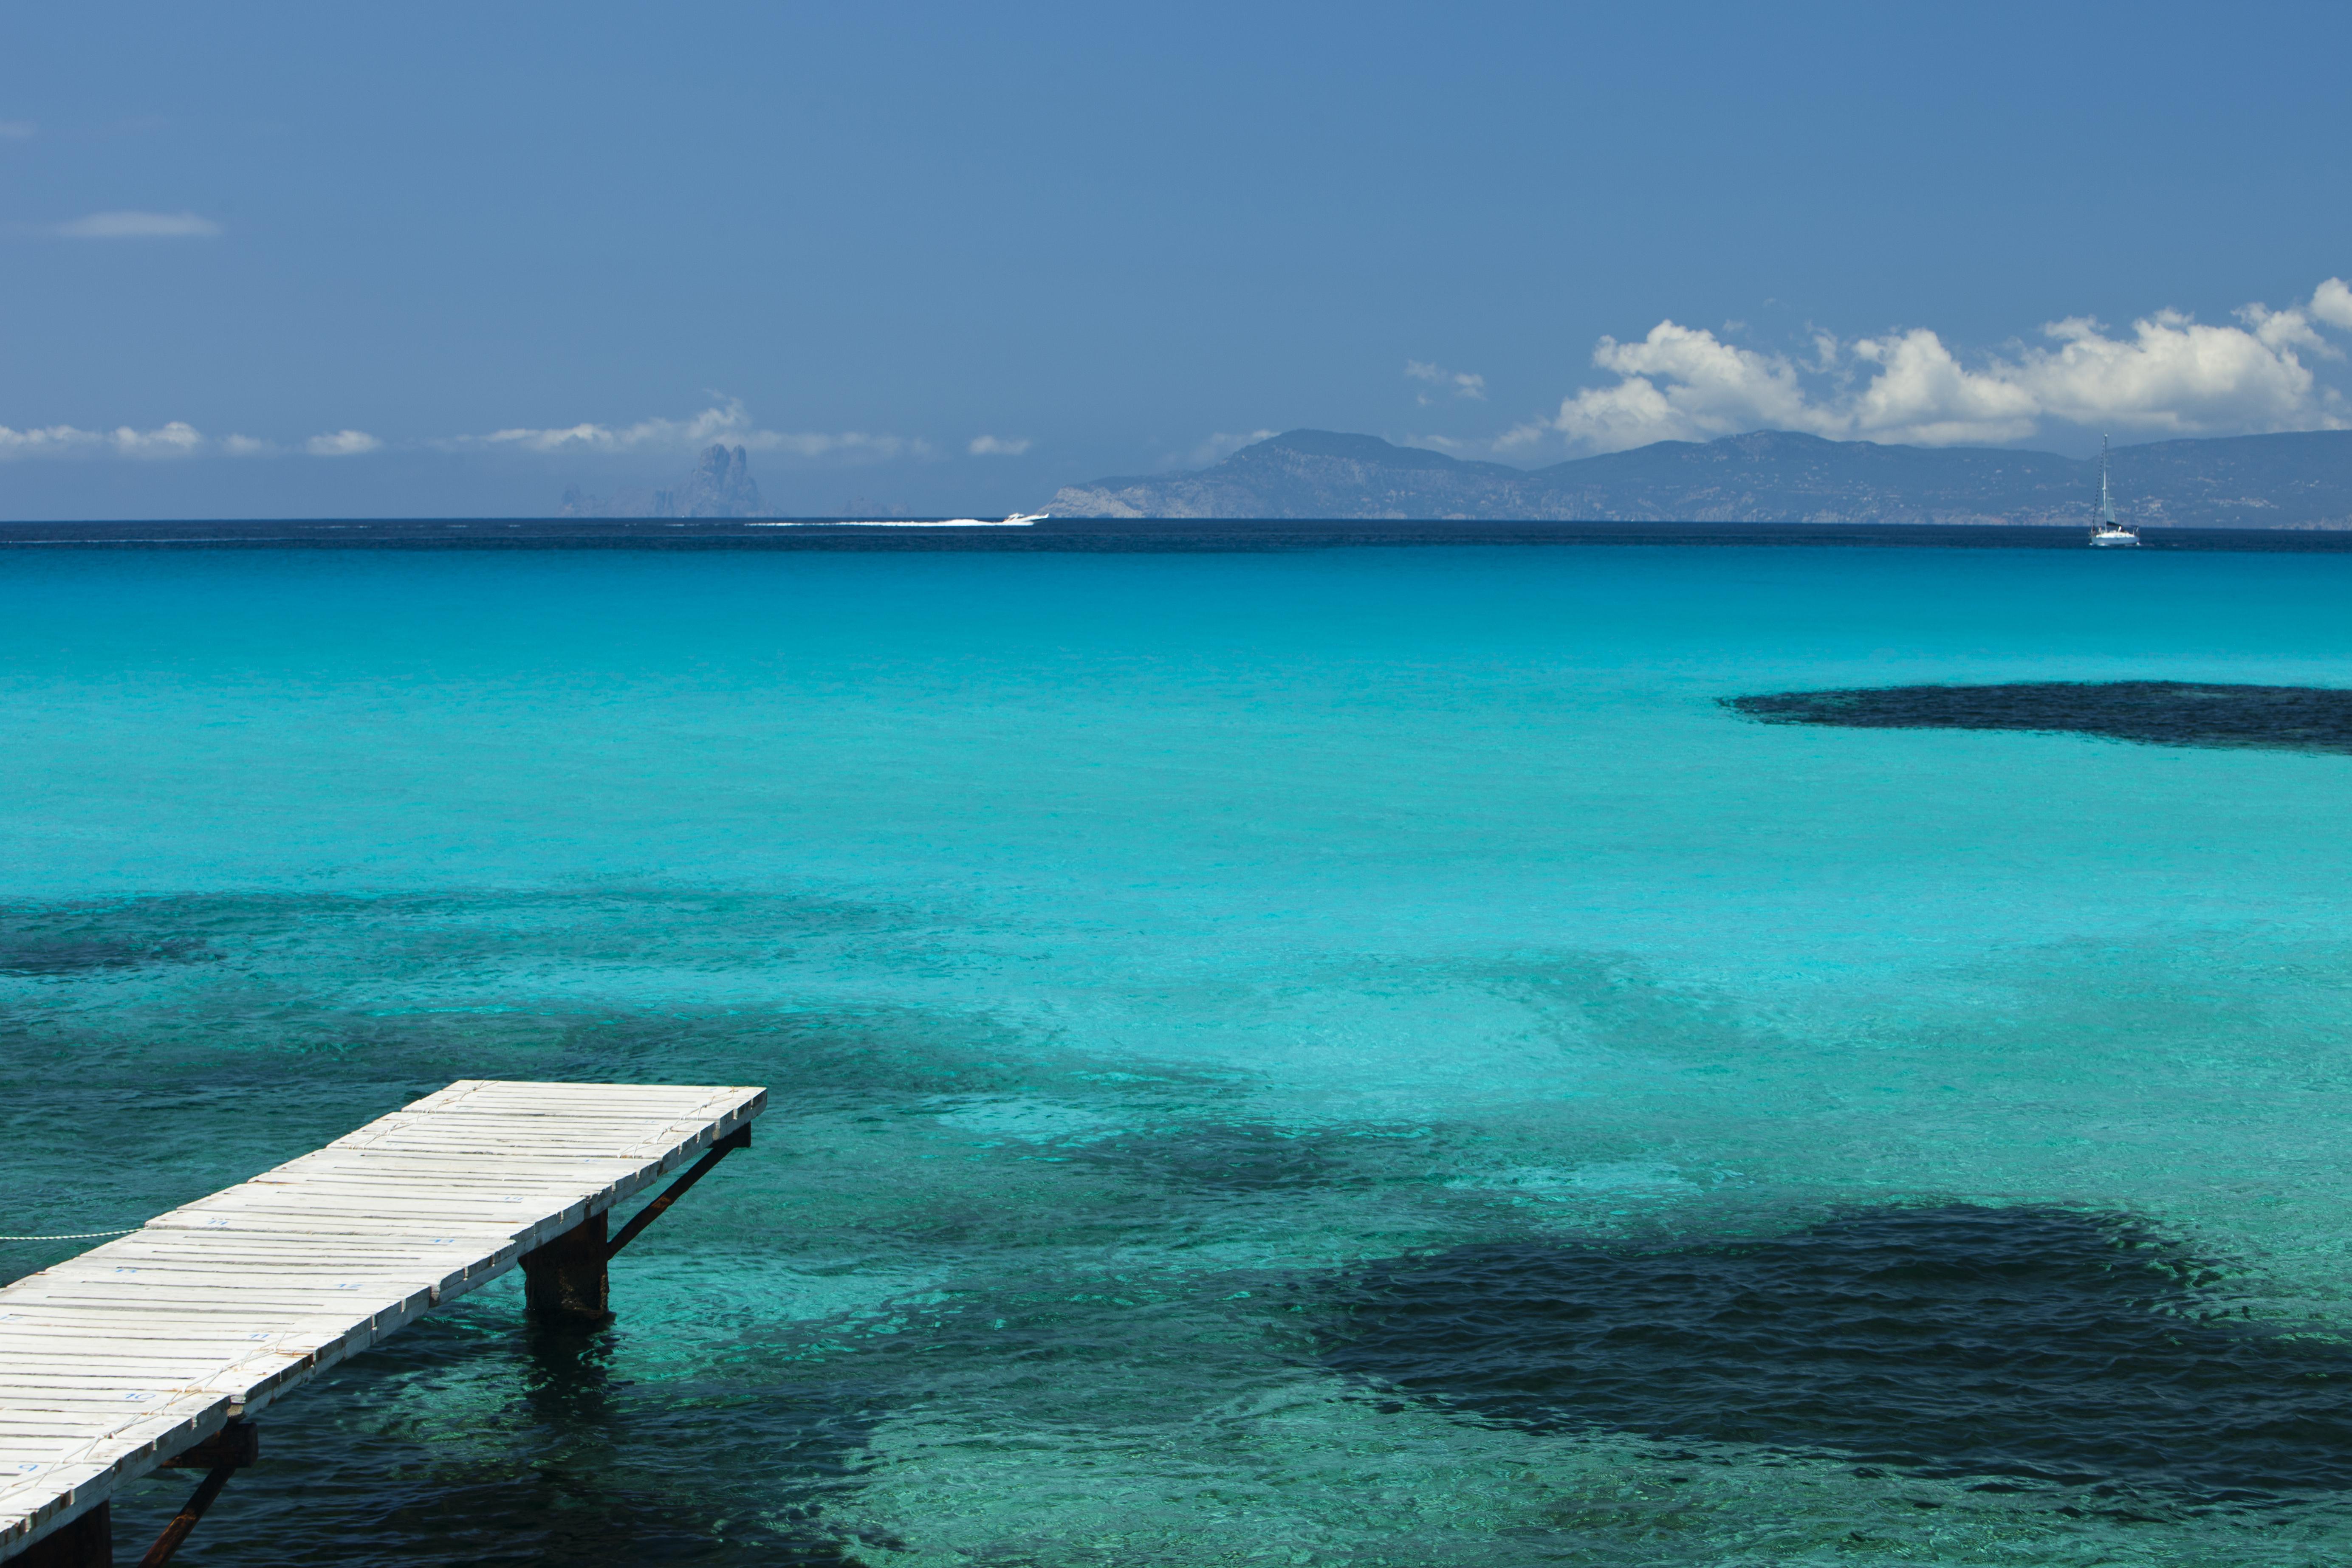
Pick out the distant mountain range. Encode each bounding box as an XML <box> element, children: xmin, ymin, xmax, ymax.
<box><xmin>560</xmin><ymin>443</ymin><xmax>768</xmax><ymax>519</ymax></box>
<box><xmin>1047</xmin><ymin>429</ymin><xmax>2352</xmax><ymax>528</ymax></box>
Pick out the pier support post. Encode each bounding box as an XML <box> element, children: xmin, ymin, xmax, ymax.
<box><xmin>518</xmin><ymin>1124</ymin><xmax>749</xmax><ymax>1327</ymax></box>
<box><xmin>521</xmin><ymin>1210</ymin><xmax>610</xmax><ymax>1324</ymax></box>
<box><xmin>17</xmin><ymin>1503</ymin><xmax>108</xmax><ymax>1568</ymax></box>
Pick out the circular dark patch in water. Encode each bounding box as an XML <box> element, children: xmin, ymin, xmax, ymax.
<box><xmin>1725</xmin><ymin>681</ymin><xmax>2352</xmax><ymax>754</ymax></box>
<box><xmin>1321</xmin><ymin>1206</ymin><xmax>2352</xmax><ymax>1503</ymax></box>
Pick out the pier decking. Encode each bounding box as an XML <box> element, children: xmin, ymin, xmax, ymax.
<box><xmin>0</xmin><ymin>1079</ymin><xmax>766</xmax><ymax>1563</ymax></box>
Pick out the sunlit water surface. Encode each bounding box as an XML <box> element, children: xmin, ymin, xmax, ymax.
<box><xmin>6</xmin><ymin>545</ymin><xmax>2352</xmax><ymax>1565</ymax></box>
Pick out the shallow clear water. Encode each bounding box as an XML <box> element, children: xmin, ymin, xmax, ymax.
<box><xmin>6</xmin><ymin>544</ymin><xmax>2352</xmax><ymax>1565</ymax></box>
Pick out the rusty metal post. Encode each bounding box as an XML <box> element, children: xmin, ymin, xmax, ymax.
<box><xmin>128</xmin><ymin>1419</ymin><xmax>260</xmax><ymax>1568</ymax></box>
<box><xmin>17</xmin><ymin>1503</ymin><xmax>109</xmax><ymax>1568</ymax></box>
<box><xmin>604</xmin><ymin>1126</ymin><xmax>749</xmax><ymax>1258</ymax></box>
<box><xmin>520</xmin><ymin>1210</ymin><xmax>610</xmax><ymax>1324</ymax></box>
<box><xmin>134</xmin><ymin>1469</ymin><xmax>233</xmax><ymax>1568</ymax></box>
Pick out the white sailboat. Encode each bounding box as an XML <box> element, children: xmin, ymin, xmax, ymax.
<box><xmin>2088</xmin><ymin>436</ymin><xmax>2140</xmax><ymax>547</ymax></box>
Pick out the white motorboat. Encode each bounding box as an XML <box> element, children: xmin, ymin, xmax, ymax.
<box><xmin>919</xmin><ymin>511</ymin><xmax>1047</xmax><ymax>527</ymax></box>
<box><xmin>2088</xmin><ymin>437</ymin><xmax>2140</xmax><ymax>547</ymax></box>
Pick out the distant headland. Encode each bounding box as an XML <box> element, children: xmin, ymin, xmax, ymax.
<box><xmin>1047</xmin><ymin>428</ymin><xmax>2352</xmax><ymax>528</ymax></box>
<box><xmin>560</xmin><ymin>443</ymin><xmax>769</xmax><ymax>519</ymax></box>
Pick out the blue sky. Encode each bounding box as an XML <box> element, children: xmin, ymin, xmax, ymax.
<box><xmin>3</xmin><ymin>1</ymin><xmax>2348</xmax><ymax>518</ymax></box>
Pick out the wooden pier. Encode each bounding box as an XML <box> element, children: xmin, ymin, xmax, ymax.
<box><xmin>0</xmin><ymin>1079</ymin><xmax>766</xmax><ymax>1565</ymax></box>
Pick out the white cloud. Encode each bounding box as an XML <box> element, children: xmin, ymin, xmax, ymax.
<box><xmin>46</xmin><ymin>210</ymin><xmax>223</xmax><ymax>239</ymax></box>
<box><xmin>0</xmin><ymin>121</ymin><xmax>34</xmax><ymax>141</ymax></box>
<box><xmin>2306</xmin><ymin>276</ymin><xmax>2352</xmax><ymax>332</ymax></box>
<box><xmin>2002</xmin><ymin>309</ymin><xmax>2333</xmax><ymax>433</ymax></box>
<box><xmin>967</xmin><ymin>435</ymin><xmax>1032</xmax><ymax>456</ymax></box>
<box><xmin>1516</xmin><ymin>278</ymin><xmax>2352</xmax><ymax>453</ymax></box>
<box><xmin>1843</xmin><ymin>328</ymin><xmax>2040</xmax><ymax>446</ymax></box>
<box><xmin>113</xmin><ymin>421</ymin><xmax>205</xmax><ymax>457</ymax></box>
<box><xmin>0</xmin><ymin>424</ymin><xmax>99</xmax><ymax>458</ymax></box>
<box><xmin>476</xmin><ymin>402</ymin><xmax>753</xmax><ymax>454</ymax></box>
<box><xmin>469</xmin><ymin>398</ymin><xmax>926</xmax><ymax>461</ymax></box>
<box><xmin>1503</xmin><ymin>321</ymin><xmax>1833</xmax><ymax>451</ymax></box>
<box><xmin>0</xmin><ymin>420</ymin><xmax>205</xmax><ymax>459</ymax></box>
<box><xmin>1406</xmin><ymin>360</ymin><xmax>1487</xmax><ymax>402</ymax></box>
<box><xmin>0</xmin><ymin>399</ymin><xmax>944</xmax><ymax>467</ymax></box>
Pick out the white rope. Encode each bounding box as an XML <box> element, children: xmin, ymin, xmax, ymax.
<box><xmin>0</xmin><ymin>1229</ymin><xmax>138</xmax><ymax>1242</ymax></box>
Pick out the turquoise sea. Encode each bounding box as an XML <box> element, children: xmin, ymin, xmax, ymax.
<box><xmin>7</xmin><ymin>542</ymin><xmax>2352</xmax><ymax>1565</ymax></box>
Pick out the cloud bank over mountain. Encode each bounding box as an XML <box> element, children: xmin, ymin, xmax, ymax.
<box><xmin>0</xmin><ymin>400</ymin><xmax>929</xmax><ymax>470</ymax></box>
<box><xmin>466</xmin><ymin>399</ymin><xmax>929</xmax><ymax>462</ymax></box>
<box><xmin>1502</xmin><ymin>279</ymin><xmax>2352</xmax><ymax>456</ymax></box>
<box><xmin>0</xmin><ymin>420</ymin><xmax>210</xmax><ymax>459</ymax></box>
<box><xmin>8</xmin><ymin>280</ymin><xmax>2351</xmax><ymax>516</ymax></box>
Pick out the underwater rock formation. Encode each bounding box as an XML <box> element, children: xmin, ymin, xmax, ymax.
<box><xmin>1323</xmin><ymin>1204</ymin><xmax>2352</xmax><ymax>1501</ymax></box>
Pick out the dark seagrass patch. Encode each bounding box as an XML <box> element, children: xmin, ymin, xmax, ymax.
<box><xmin>0</xmin><ymin>934</ymin><xmax>214</xmax><ymax>976</ymax></box>
<box><xmin>1725</xmin><ymin>681</ymin><xmax>2352</xmax><ymax>753</ymax></box>
<box><xmin>1321</xmin><ymin>1205</ymin><xmax>2352</xmax><ymax>1504</ymax></box>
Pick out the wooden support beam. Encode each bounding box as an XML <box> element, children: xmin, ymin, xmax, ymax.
<box><xmin>520</xmin><ymin>1210</ymin><xmax>610</xmax><ymax>1324</ymax></box>
<box><xmin>157</xmin><ymin>1424</ymin><xmax>259</xmax><ymax>1472</ymax></box>
<box><xmin>13</xmin><ymin>1506</ymin><xmax>107</xmax><ymax>1568</ymax></box>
